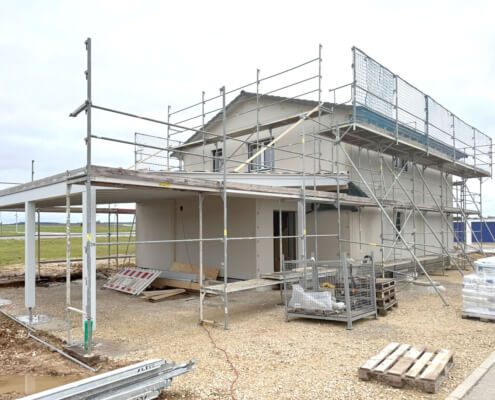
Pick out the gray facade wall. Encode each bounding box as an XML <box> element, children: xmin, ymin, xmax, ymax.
<box><xmin>136</xmin><ymin>97</ymin><xmax>455</xmax><ymax>278</ymax></box>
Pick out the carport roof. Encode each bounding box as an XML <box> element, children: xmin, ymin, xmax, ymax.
<box><xmin>0</xmin><ymin>165</ymin><xmax>349</xmax><ymax>211</ymax></box>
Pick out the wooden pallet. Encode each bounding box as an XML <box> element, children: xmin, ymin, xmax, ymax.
<box><xmin>359</xmin><ymin>343</ymin><xmax>454</xmax><ymax>393</ymax></box>
<box><xmin>461</xmin><ymin>312</ymin><xmax>495</xmax><ymax>323</ymax></box>
<box><xmin>377</xmin><ymin>300</ymin><xmax>398</xmax><ymax>316</ymax></box>
<box><xmin>376</xmin><ymin>287</ymin><xmax>395</xmax><ymax>299</ymax></box>
<box><xmin>376</xmin><ymin>278</ymin><xmax>396</xmax><ymax>291</ymax></box>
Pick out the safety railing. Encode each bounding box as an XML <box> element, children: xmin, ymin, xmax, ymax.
<box><xmin>339</xmin><ymin>47</ymin><xmax>493</xmax><ymax>176</ymax></box>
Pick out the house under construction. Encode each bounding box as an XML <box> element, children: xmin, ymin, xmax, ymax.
<box><xmin>0</xmin><ymin>39</ymin><xmax>493</xmax><ymax>350</ymax></box>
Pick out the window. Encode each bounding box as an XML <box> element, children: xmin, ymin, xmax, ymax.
<box><xmin>393</xmin><ymin>156</ymin><xmax>408</xmax><ymax>172</ymax></box>
<box><xmin>247</xmin><ymin>140</ymin><xmax>274</xmax><ymax>172</ymax></box>
<box><xmin>212</xmin><ymin>148</ymin><xmax>223</xmax><ymax>172</ymax></box>
<box><xmin>395</xmin><ymin>211</ymin><xmax>403</xmax><ymax>240</ymax></box>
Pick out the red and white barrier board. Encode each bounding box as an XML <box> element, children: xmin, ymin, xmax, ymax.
<box><xmin>104</xmin><ymin>267</ymin><xmax>162</xmax><ymax>295</ymax></box>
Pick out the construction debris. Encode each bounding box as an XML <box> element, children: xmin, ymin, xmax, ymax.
<box><xmin>359</xmin><ymin>342</ymin><xmax>454</xmax><ymax>393</ymax></box>
<box><xmin>141</xmin><ymin>289</ymin><xmax>187</xmax><ymax>302</ymax></box>
<box><xmin>19</xmin><ymin>359</ymin><xmax>195</xmax><ymax>400</ymax></box>
<box><xmin>151</xmin><ymin>262</ymin><xmax>221</xmax><ymax>291</ymax></box>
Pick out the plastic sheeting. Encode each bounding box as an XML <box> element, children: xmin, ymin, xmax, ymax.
<box><xmin>462</xmin><ymin>257</ymin><xmax>495</xmax><ymax>316</ymax></box>
<box><xmin>288</xmin><ymin>284</ymin><xmax>345</xmax><ymax>312</ymax></box>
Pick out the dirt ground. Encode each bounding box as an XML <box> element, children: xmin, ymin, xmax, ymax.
<box><xmin>0</xmin><ymin>269</ymin><xmax>494</xmax><ymax>400</ymax></box>
<box><xmin>0</xmin><ymin>259</ymin><xmax>132</xmax><ymax>280</ymax></box>
<box><xmin>0</xmin><ymin>313</ymin><xmax>125</xmax><ymax>400</ymax></box>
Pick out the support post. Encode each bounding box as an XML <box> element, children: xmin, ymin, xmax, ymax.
<box><xmin>351</xmin><ymin>47</ymin><xmax>357</xmax><ymax>130</ymax></box>
<box><xmin>342</xmin><ymin>252</ymin><xmax>352</xmax><ymax>330</ymax></box>
<box><xmin>452</xmin><ymin>114</ymin><xmax>456</xmax><ymax>162</ymax></box>
<box><xmin>202</xmin><ymin>92</ymin><xmax>206</xmax><ymax>171</ymax></box>
<box><xmin>84</xmin><ymin>37</ymin><xmax>94</xmax><ymax>351</ymax></box>
<box><xmin>37</xmin><ymin>209</ymin><xmax>41</xmax><ymax>278</ymax></box>
<box><xmin>279</xmin><ymin>202</ymin><xmax>283</xmax><ymax>272</ymax></box>
<box><xmin>370</xmin><ymin>252</ymin><xmax>377</xmax><ymax>318</ymax></box>
<box><xmin>82</xmin><ymin>186</ymin><xmax>96</xmax><ymax>335</ymax></box>
<box><xmin>167</xmin><ymin>105</ymin><xmax>171</xmax><ymax>171</ymax></box>
<box><xmin>66</xmin><ymin>180</ymin><xmax>72</xmax><ymax>345</ymax></box>
<box><xmin>198</xmin><ymin>193</ymin><xmax>204</xmax><ymax>324</ymax></box>
<box><xmin>221</xmin><ymin>86</ymin><xmax>229</xmax><ymax>330</ymax></box>
<box><xmin>425</xmin><ymin>95</ymin><xmax>429</xmax><ymax>154</ymax></box>
<box><xmin>116</xmin><ymin>210</ymin><xmax>119</xmax><ymax>269</ymax></box>
<box><xmin>394</xmin><ymin>75</ymin><xmax>399</xmax><ymax>143</ymax></box>
<box><xmin>25</xmin><ymin>201</ymin><xmax>36</xmax><ymax>321</ymax></box>
<box><xmin>256</xmin><ymin>68</ymin><xmax>260</xmax><ymax>151</ymax></box>
<box><xmin>297</xmin><ymin>200</ymin><xmax>306</xmax><ymax>261</ymax></box>
<box><xmin>107</xmin><ymin>206</ymin><xmax>110</xmax><ymax>268</ymax></box>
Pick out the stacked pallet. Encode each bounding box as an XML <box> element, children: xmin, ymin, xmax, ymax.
<box><xmin>376</xmin><ymin>278</ymin><xmax>397</xmax><ymax>316</ymax></box>
<box><xmin>359</xmin><ymin>342</ymin><xmax>454</xmax><ymax>393</ymax></box>
<box><xmin>462</xmin><ymin>256</ymin><xmax>495</xmax><ymax>322</ymax></box>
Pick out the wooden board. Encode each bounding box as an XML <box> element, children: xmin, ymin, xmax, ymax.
<box><xmin>374</xmin><ymin>344</ymin><xmax>410</xmax><ymax>373</ymax></box>
<box><xmin>461</xmin><ymin>312</ymin><xmax>495</xmax><ymax>322</ymax></box>
<box><xmin>359</xmin><ymin>342</ymin><xmax>400</xmax><ymax>375</ymax></box>
<box><xmin>388</xmin><ymin>346</ymin><xmax>425</xmax><ymax>376</ymax></box>
<box><xmin>406</xmin><ymin>351</ymin><xmax>434</xmax><ymax>379</ymax></box>
<box><xmin>375</xmin><ymin>287</ymin><xmax>395</xmax><ymax>299</ymax></box>
<box><xmin>377</xmin><ymin>300</ymin><xmax>398</xmax><ymax>316</ymax></box>
<box><xmin>375</xmin><ymin>278</ymin><xmax>396</xmax><ymax>291</ymax></box>
<box><xmin>151</xmin><ymin>278</ymin><xmax>221</xmax><ymax>291</ymax></box>
<box><xmin>376</xmin><ymin>295</ymin><xmax>397</xmax><ymax>307</ymax></box>
<box><xmin>171</xmin><ymin>262</ymin><xmax>219</xmax><ymax>281</ymax></box>
<box><xmin>142</xmin><ymin>289</ymin><xmax>186</xmax><ymax>302</ymax></box>
<box><xmin>419</xmin><ymin>349</ymin><xmax>453</xmax><ymax>381</ymax></box>
<box><xmin>359</xmin><ymin>342</ymin><xmax>454</xmax><ymax>394</ymax></box>
<box><xmin>203</xmin><ymin>279</ymin><xmax>281</xmax><ymax>294</ymax></box>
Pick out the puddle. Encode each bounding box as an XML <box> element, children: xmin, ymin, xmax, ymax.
<box><xmin>0</xmin><ymin>298</ymin><xmax>12</xmax><ymax>306</ymax></box>
<box><xmin>0</xmin><ymin>375</ymin><xmax>81</xmax><ymax>395</ymax></box>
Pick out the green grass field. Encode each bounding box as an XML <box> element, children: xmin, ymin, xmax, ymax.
<box><xmin>0</xmin><ymin>236</ymin><xmax>136</xmax><ymax>266</ymax></box>
<box><xmin>0</xmin><ymin>223</ymin><xmax>133</xmax><ymax>237</ymax></box>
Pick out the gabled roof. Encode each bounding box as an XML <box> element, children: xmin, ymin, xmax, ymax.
<box><xmin>183</xmin><ymin>91</ymin><xmax>341</xmax><ymax>145</ymax></box>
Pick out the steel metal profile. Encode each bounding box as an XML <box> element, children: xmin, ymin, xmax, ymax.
<box><xmin>19</xmin><ymin>358</ymin><xmax>195</xmax><ymax>400</ymax></box>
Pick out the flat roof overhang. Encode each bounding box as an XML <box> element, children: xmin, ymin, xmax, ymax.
<box><xmin>0</xmin><ymin>166</ymin><xmax>352</xmax><ymax>211</ymax></box>
<box><xmin>0</xmin><ymin>166</ymin><xmax>476</xmax><ymax>215</ymax></box>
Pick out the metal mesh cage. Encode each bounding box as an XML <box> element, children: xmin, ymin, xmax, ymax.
<box><xmin>283</xmin><ymin>253</ymin><xmax>377</xmax><ymax>329</ymax></box>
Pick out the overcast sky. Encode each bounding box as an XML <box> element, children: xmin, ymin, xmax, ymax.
<box><xmin>0</xmin><ymin>0</ymin><xmax>494</xmax><ymax>223</ymax></box>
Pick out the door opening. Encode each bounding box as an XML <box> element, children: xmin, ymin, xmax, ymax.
<box><xmin>273</xmin><ymin>211</ymin><xmax>297</xmax><ymax>272</ymax></box>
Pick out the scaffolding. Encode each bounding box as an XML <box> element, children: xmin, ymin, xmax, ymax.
<box><xmin>2</xmin><ymin>39</ymin><xmax>492</xmax><ymax>350</ymax></box>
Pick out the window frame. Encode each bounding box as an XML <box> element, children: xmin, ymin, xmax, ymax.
<box><xmin>395</xmin><ymin>211</ymin><xmax>403</xmax><ymax>241</ymax></box>
<box><xmin>247</xmin><ymin>139</ymin><xmax>274</xmax><ymax>172</ymax></box>
<box><xmin>393</xmin><ymin>156</ymin><xmax>408</xmax><ymax>172</ymax></box>
<box><xmin>212</xmin><ymin>148</ymin><xmax>223</xmax><ymax>172</ymax></box>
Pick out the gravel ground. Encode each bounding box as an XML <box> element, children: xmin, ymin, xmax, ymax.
<box><xmin>1</xmin><ymin>270</ymin><xmax>494</xmax><ymax>399</ymax></box>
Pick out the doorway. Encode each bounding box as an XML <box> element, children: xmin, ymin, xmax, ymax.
<box><xmin>273</xmin><ymin>211</ymin><xmax>297</xmax><ymax>272</ymax></box>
